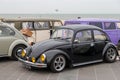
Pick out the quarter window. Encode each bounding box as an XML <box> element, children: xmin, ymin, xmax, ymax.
<box><xmin>104</xmin><ymin>22</ymin><xmax>116</xmax><ymax>29</ymax></box>
<box><xmin>74</xmin><ymin>30</ymin><xmax>92</xmax><ymax>43</ymax></box>
<box><xmin>0</xmin><ymin>26</ymin><xmax>15</xmax><ymax>37</ymax></box>
<box><xmin>89</xmin><ymin>22</ymin><xmax>103</xmax><ymax>29</ymax></box>
<box><xmin>94</xmin><ymin>30</ymin><xmax>107</xmax><ymax>41</ymax></box>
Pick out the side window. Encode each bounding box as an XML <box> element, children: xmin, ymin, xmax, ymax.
<box><xmin>0</xmin><ymin>26</ymin><xmax>15</xmax><ymax>37</ymax></box>
<box><xmin>22</xmin><ymin>22</ymin><xmax>50</xmax><ymax>30</ymax></box>
<box><xmin>104</xmin><ymin>22</ymin><xmax>116</xmax><ymax>30</ymax></box>
<box><xmin>89</xmin><ymin>22</ymin><xmax>103</xmax><ymax>29</ymax></box>
<box><xmin>74</xmin><ymin>30</ymin><xmax>92</xmax><ymax>43</ymax></box>
<box><xmin>94</xmin><ymin>30</ymin><xmax>107</xmax><ymax>41</ymax></box>
<box><xmin>116</xmin><ymin>22</ymin><xmax>120</xmax><ymax>29</ymax></box>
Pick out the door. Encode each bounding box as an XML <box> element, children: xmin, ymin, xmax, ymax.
<box><xmin>72</xmin><ymin>30</ymin><xmax>95</xmax><ymax>63</ymax></box>
<box><xmin>0</xmin><ymin>26</ymin><xmax>16</xmax><ymax>55</ymax></box>
<box><xmin>93</xmin><ymin>30</ymin><xmax>108</xmax><ymax>60</ymax></box>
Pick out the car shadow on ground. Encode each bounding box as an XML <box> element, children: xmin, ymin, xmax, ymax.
<box><xmin>65</xmin><ymin>61</ymin><xmax>103</xmax><ymax>71</ymax></box>
<box><xmin>22</xmin><ymin>61</ymin><xmax>104</xmax><ymax>73</ymax></box>
<box><xmin>0</xmin><ymin>57</ymin><xmax>14</xmax><ymax>62</ymax></box>
<box><xmin>20</xmin><ymin>64</ymin><xmax>51</xmax><ymax>73</ymax></box>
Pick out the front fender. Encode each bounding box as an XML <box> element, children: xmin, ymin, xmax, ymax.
<box><xmin>102</xmin><ymin>42</ymin><xmax>119</xmax><ymax>56</ymax></box>
<box><xmin>8</xmin><ymin>39</ymin><xmax>29</xmax><ymax>56</ymax></box>
<box><xmin>44</xmin><ymin>49</ymin><xmax>71</xmax><ymax>65</ymax></box>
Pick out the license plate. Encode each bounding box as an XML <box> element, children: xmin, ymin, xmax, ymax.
<box><xmin>24</xmin><ymin>64</ymin><xmax>31</xmax><ymax>69</ymax></box>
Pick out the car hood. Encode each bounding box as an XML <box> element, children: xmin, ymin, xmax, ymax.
<box><xmin>29</xmin><ymin>39</ymin><xmax>69</xmax><ymax>57</ymax></box>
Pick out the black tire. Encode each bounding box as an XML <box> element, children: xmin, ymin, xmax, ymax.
<box><xmin>104</xmin><ymin>47</ymin><xmax>117</xmax><ymax>63</ymax></box>
<box><xmin>12</xmin><ymin>45</ymin><xmax>26</xmax><ymax>60</ymax></box>
<box><xmin>50</xmin><ymin>55</ymin><xmax>66</xmax><ymax>72</ymax></box>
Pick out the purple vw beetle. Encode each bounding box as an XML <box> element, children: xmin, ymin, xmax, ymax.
<box><xmin>64</xmin><ymin>18</ymin><xmax>120</xmax><ymax>49</ymax></box>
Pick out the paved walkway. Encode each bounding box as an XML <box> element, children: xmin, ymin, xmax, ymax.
<box><xmin>0</xmin><ymin>57</ymin><xmax>120</xmax><ymax>80</ymax></box>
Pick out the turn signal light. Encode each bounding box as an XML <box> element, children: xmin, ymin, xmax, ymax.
<box><xmin>40</xmin><ymin>54</ymin><xmax>46</xmax><ymax>62</ymax></box>
<box><xmin>31</xmin><ymin>57</ymin><xmax>36</xmax><ymax>63</ymax></box>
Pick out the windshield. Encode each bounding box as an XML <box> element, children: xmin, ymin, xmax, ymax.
<box><xmin>51</xmin><ymin>29</ymin><xmax>74</xmax><ymax>42</ymax></box>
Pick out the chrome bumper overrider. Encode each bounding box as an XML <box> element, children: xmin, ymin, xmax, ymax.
<box><xmin>18</xmin><ymin>58</ymin><xmax>47</xmax><ymax>68</ymax></box>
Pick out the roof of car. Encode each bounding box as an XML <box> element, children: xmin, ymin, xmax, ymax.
<box><xmin>57</xmin><ymin>25</ymin><xmax>102</xmax><ymax>31</ymax></box>
<box><xmin>65</xmin><ymin>18</ymin><xmax>120</xmax><ymax>22</ymax></box>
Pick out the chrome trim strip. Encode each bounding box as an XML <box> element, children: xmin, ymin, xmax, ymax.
<box><xmin>18</xmin><ymin>58</ymin><xmax>47</xmax><ymax>68</ymax></box>
<box><xmin>73</xmin><ymin>60</ymin><xmax>103</xmax><ymax>67</ymax></box>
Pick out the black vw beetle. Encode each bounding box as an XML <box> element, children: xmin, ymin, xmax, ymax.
<box><xmin>18</xmin><ymin>25</ymin><xmax>119</xmax><ymax>72</ymax></box>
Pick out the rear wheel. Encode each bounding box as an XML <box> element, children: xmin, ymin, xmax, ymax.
<box><xmin>50</xmin><ymin>55</ymin><xmax>66</xmax><ymax>72</ymax></box>
<box><xmin>12</xmin><ymin>45</ymin><xmax>26</xmax><ymax>60</ymax></box>
<box><xmin>104</xmin><ymin>47</ymin><xmax>117</xmax><ymax>63</ymax></box>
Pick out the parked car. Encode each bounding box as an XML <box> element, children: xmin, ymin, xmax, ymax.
<box><xmin>0</xmin><ymin>22</ymin><xmax>29</xmax><ymax>60</ymax></box>
<box><xmin>64</xmin><ymin>18</ymin><xmax>120</xmax><ymax>49</ymax></box>
<box><xmin>17</xmin><ymin>25</ymin><xmax>118</xmax><ymax>72</ymax></box>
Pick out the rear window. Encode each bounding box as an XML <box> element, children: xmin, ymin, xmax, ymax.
<box><xmin>89</xmin><ymin>22</ymin><xmax>103</xmax><ymax>29</ymax></box>
<box><xmin>104</xmin><ymin>22</ymin><xmax>116</xmax><ymax>30</ymax></box>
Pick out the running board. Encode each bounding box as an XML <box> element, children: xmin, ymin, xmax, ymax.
<box><xmin>73</xmin><ymin>60</ymin><xmax>103</xmax><ymax>67</ymax></box>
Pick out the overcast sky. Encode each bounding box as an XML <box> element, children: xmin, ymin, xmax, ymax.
<box><xmin>0</xmin><ymin>0</ymin><xmax>120</xmax><ymax>14</ymax></box>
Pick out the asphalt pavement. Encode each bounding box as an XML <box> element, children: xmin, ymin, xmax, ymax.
<box><xmin>0</xmin><ymin>57</ymin><xmax>120</xmax><ymax>80</ymax></box>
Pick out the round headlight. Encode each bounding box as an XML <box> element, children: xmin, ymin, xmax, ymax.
<box><xmin>31</xmin><ymin>57</ymin><xmax>36</xmax><ymax>63</ymax></box>
<box><xmin>40</xmin><ymin>54</ymin><xmax>46</xmax><ymax>62</ymax></box>
<box><xmin>21</xmin><ymin>50</ymin><xmax>26</xmax><ymax>57</ymax></box>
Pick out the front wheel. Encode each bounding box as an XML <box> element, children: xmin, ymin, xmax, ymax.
<box><xmin>50</xmin><ymin>55</ymin><xmax>66</xmax><ymax>72</ymax></box>
<box><xmin>12</xmin><ymin>45</ymin><xmax>26</xmax><ymax>60</ymax></box>
<box><xmin>104</xmin><ymin>47</ymin><xmax>117</xmax><ymax>63</ymax></box>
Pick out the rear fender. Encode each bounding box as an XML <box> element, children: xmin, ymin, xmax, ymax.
<box><xmin>102</xmin><ymin>43</ymin><xmax>119</xmax><ymax>56</ymax></box>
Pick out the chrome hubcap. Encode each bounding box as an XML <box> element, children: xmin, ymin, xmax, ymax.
<box><xmin>16</xmin><ymin>47</ymin><xmax>23</xmax><ymax>57</ymax></box>
<box><xmin>107</xmin><ymin>48</ymin><xmax>116</xmax><ymax>60</ymax></box>
<box><xmin>54</xmin><ymin>56</ymin><xmax>66</xmax><ymax>71</ymax></box>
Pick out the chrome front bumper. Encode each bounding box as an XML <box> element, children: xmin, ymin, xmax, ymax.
<box><xmin>18</xmin><ymin>58</ymin><xmax>47</xmax><ymax>68</ymax></box>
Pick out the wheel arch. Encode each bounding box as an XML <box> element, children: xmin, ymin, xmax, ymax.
<box><xmin>8</xmin><ymin>39</ymin><xmax>29</xmax><ymax>56</ymax></box>
<box><xmin>102</xmin><ymin>43</ymin><xmax>119</xmax><ymax>57</ymax></box>
<box><xmin>44</xmin><ymin>49</ymin><xmax>71</xmax><ymax>66</ymax></box>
